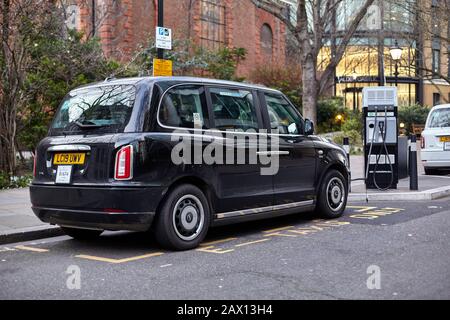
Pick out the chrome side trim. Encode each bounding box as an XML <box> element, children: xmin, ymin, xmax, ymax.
<box><xmin>256</xmin><ymin>151</ymin><xmax>290</xmax><ymax>156</ymax></box>
<box><xmin>215</xmin><ymin>200</ymin><xmax>314</xmax><ymax>219</ymax></box>
<box><xmin>48</xmin><ymin>145</ymin><xmax>91</xmax><ymax>152</ymax></box>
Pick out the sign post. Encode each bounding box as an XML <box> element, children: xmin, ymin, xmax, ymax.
<box><xmin>153</xmin><ymin>0</ymin><xmax>172</xmax><ymax>76</ymax></box>
<box><xmin>157</xmin><ymin>0</ymin><xmax>165</xmax><ymax>59</ymax></box>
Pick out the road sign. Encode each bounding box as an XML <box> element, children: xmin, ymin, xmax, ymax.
<box><xmin>155</xmin><ymin>27</ymin><xmax>172</xmax><ymax>50</ymax></box>
<box><xmin>153</xmin><ymin>58</ymin><xmax>173</xmax><ymax>77</ymax></box>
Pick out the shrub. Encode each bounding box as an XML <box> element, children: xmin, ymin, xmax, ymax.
<box><xmin>341</xmin><ymin>110</ymin><xmax>363</xmax><ymax>133</ymax></box>
<box><xmin>250</xmin><ymin>64</ymin><xmax>302</xmax><ymax>109</ymax></box>
<box><xmin>0</xmin><ymin>172</ymin><xmax>32</xmax><ymax>189</ymax></box>
<box><xmin>317</xmin><ymin>97</ymin><xmax>347</xmax><ymax>133</ymax></box>
<box><xmin>398</xmin><ymin>104</ymin><xmax>430</xmax><ymax>135</ymax></box>
<box><xmin>332</xmin><ymin>130</ymin><xmax>363</xmax><ymax>154</ymax></box>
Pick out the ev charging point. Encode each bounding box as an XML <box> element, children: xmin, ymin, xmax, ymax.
<box><xmin>362</xmin><ymin>87</ymin><xmax>399</xmax><ymax>190</ymax></box>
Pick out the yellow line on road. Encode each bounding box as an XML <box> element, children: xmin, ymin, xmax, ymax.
<box><xmin>347</xmin><ymin>206</ymin><xmax>378</xmax><ymax>212</ymax></box>
<box><xmin>15</xmin><ymin>245</ymin><xmax>49</xmax><ymax>253</ymax></box>
<box><xmin>263</xmin><ymin>226</ymin><xmax>294</xmax><ymax>233</ymax></box>
<box><xmin>200</xmin><ymin>237</ymin><xmax>237</xmax><ymax>246</ymax></box>
<box><xmin>196</xmin><ymin>246</ymin><xmax>235</xmax><ymax>254</ymax></box>
<box><xmin>75</xmin><ymin>252</ymin><xmax>164</xmax><ymax>264</ymax></box>
<box><xmin>234</xmin><ymin>239</ymin><xmax>270</xmax><ymax>247</ymax></box>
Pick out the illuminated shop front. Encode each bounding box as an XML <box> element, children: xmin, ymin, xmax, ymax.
<box><xmin>320</xmin><ymin>0</ymin><xmax>420</xmax><ymax>110</ymax></box>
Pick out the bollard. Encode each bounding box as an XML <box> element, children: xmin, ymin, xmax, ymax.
<box><xmin>343</xmin><ymin>137</ymin><xmax>350</xmax><ymax>166</ymax></box>
<box><xmin>409</xmin><ymin>135</ymin><xmax>418</xmax><ymax>190</ymax></box>
<box><xmin>343</xmin><ymin>137</ymin><xmax>351</xmax><ymax>192</ymax></box>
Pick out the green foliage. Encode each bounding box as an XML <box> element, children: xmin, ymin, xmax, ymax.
<box><xmin>341</xmin><ymin>110</ymin><xmax>363</xmax><ymax>133</ymax></box>
<box><xmin>0</xmin><ymin>172</ymin><xmax>32</xmax><ymax>189</ymax></box>
<box><xmin>129</xmin><ymin>40</ymin><xmax>247</xmax><ymax>81</ymax></box>
<box><xmin>18</xmin><ymin>26</ymin><xmax>120</xmax><ymax>151</ymax></box>
<box><xmin>250</xmin><ymin>65</ymin><xmax>302</xmax><ymax>109</ymax></box>
<box><xmin>205</xmin><ymin>47</ymin><xmax>247</xmax><ymax>81</ymax></box>
<box><xmin>332</xmin><ymin>130</ymin><xmax>363</xmax><ymax>154</ymax></box>
<box><xmin>317</xmin><ymin>97</ymin><xmax>346</xmax><ymax>133</ymax></box>
<box><xmin>398</xmin><ymin>104</ymin><xmax>430</xmax><ymax>134</ymax></box>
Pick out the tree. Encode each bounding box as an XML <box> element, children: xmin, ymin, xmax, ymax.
<box><xmin>0</xmin><ymin>0</ymin><xmax>120</xmax><ymax>178</ymax></box>
<box><xmin>0</xmin><ymin>0</ymin><xmax>49</xmax><ymax>176</ymax></box>
<box><xmin>259</xmin><ymin>0</ymin><xmax>375</xmax><ymax>124</ymax></box>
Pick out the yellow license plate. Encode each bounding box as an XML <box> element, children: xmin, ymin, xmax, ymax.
<box><xmin>439</xmin><ymin>136</ymin><xmax>450</xmax><ymax>142</ymax></box>
<box><xmin>53</xmin><ymin>153</ymin><xmax>86</xmax><ymax>165</ymax></box>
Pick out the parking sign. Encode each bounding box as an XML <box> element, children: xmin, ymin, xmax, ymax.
<box><xmin>155</xmin><ymin>27</ymin><xmax>172</xmax><ymax>50</ymax></box>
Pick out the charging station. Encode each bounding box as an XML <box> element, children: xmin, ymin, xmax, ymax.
<box><xmin>362</xmin><ymin>87</ymin><xmax>399</xmax><ymax>190</ymax></box>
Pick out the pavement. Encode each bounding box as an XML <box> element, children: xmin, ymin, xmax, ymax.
<box><xmin>0</xmin><ymin>188</ymin><xmax>63</xmax><ymax>244</ymax></box>
<box><xmin>1</xmin><ymin>198</ymin><xmax>449</xmax><ymax>299</ymax></box>
<box><xmin>0</xmin><ymin>147</ymin><xmax>449</xmax><ymax>245</ymax></box>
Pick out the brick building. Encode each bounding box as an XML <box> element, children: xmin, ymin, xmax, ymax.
<box><xmin>64</xmin><ymin>0</ymin><xmax>288</xmax><ymax>78</ymax></box>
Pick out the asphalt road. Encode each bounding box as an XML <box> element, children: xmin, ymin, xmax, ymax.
<box><xmin>1</xmin><ymin>198</ymin><xmax>449</xmax><ymax>300</ymax></box>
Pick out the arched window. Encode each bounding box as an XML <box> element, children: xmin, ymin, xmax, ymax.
<box><xmin>260</xmin><ymin>24</ymin><xmax>273</xmax><ymax>60</ymax></box>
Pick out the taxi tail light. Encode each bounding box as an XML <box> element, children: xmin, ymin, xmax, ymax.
<box><xmin>33</xmin><ymin>151</ymin><xmax>37</xmax><ymax>177</ymax></box>
<box><xmin>114</xmin><ymin>145</ymin><xmax>133</xmax><ymax>180</ymax></box>
<box><xmin>421</xmin><ymin>136</ymin><xmax>425</xmax><ymax>149</ymax></box>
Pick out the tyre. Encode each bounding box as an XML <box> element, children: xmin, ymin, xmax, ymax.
<box><xmin>153</xmin><ymin>184</ymin><xmax>210</xmax><ymax>250</ymax></box>
<box><xmin>424</xmin><ymin>168</ymin><xmax>438</xmax><ymax>175</ymax></box>
<box><xmin>315</xmin><ymin>170</ymin><xmax>348</xmax><ymax>219</ymax></box>
<box><xmin>61</xmin><ymin>226</ymin><xmax>103</xmax><ymax>240</ymax></box>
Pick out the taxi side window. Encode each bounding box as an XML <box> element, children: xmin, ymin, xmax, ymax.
<box><xmin>264</xmin><ymin>93</ymin><xmax>304</xmax><ymax>135</ymax></box>
<box><xmin>159</xmin><ymin>85</ymin><xmax>209</xmax><ymax>129</ymax></box>
<box><xmin>209</xmin><ymin>87</ymin><xmax>259</xmax><ymax>131</ymax></box>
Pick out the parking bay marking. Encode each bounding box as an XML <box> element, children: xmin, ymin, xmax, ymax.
<box><xmin>349</xmin><ymin>207</ymin><xmax>404</xmax><ymax>220</ymax></box>
<box><xmin>347</xmin><ymin>206</ymin><xmax>378</xmax><ymax>212</ymax></box>
<box><xmin>75</xmin><ymin>252</ymin><xmax>164</xmax><ymax>264</ymax></box>
<box><xmin>14</xmin><ymin>245</ymin><xmax>49</xmax><ymax>253</ymax></box>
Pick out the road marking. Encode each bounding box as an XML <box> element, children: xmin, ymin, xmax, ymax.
<box><xmin>288</xmin><ymin>228</ymin><xmax>318</xmax><ymax>235</ymax></box>
<box><xmin>349</xmin><ymin>207</ymin><xmax>404</xmax><ymax>220</ymax></box>
<box><xmin>263</xmin><ymin>226</ymin><xmax>294</xmax><ymax>233</ymax></box>
<box><xmin>234</xmin><ymin>239</ymin><xmax>270</xmax><ymax>247</ymax></box>
<box><xmin>264</xmin><ymin>232</ymin><xmax>297</xmax><ymax>238</ymax></box>
<box><xmin>160</xmin><ymin>264</ymin><xmax>172</xmax><ymax>268</ymax></box>
<box><xmin>15</xmin><ymin>245</ymin><xmax>49</xmax><ymax>253</ymax></box>
<box><xmin>75</xmin><ymin>252</ymin><xmax>164</xmax><ymax>264</ymax></box>
<box><xmin>200</xmin><ymin>237</ymin><xmax>237</xmax><ymax>246</ymax></box>
<box><xmin>347</xmin><ymin>206</ymin><xmax>378</xmax><ymax>212</ymax></box>
<box><xmin>196</xmin><ymin>246</ymin><xmax>235</xmax><ymax>254</ymax></box>
<box><xmin>0</xmin><ymin>247</ymin><xmax>18</xmax><ymax>253</ymax></box>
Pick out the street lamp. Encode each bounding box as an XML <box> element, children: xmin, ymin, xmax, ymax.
<box><xmin>389</xmin><ymin>40</ymin><xmax>402</xmax><ymax>87</ymax></box>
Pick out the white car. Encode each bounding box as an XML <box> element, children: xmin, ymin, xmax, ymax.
<box><xmin>421</xmin><ymin>104</ymin><xmax>450</xmax><ymax>175</ymax></box>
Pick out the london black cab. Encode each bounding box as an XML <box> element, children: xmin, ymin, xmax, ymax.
<box><xmin>30</xmin><ymin>77</ymin><xmax>350</xmax><ymax>250</ymax></box>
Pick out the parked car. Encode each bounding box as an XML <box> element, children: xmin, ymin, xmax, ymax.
<box><xmin>421</xmin><ymin>104</ymin><xmax>450</xmax><ymax>175</ymax></box>
<box><xmin>30</xmin><ymin>77</ymin><xmax>350</xmax><ymax>250</ymax></box>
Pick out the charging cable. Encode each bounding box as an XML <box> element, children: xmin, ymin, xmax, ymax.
<box><xmin>363</xmin><ymin>106</ymin><xmax>395</xmax><ymax>198</ymax></box>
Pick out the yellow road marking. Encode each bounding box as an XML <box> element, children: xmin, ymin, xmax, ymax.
<box><xmin>200</xmin><ymin>237</ymin><xmax>237</xmax><ymax>246</ymax></box>
<box><xmin>196</xmin><ymin>246</ymin><xmax>235</xmax><ymax>254</ymax></box>
<box><xmin>288</xmin><ymin>229</ymin><xmax>318</xmax><ymax>235</ymax></box>
<box><xmin>264</xmin><ymin>232</ymin><xmax>297</xmax><ymax>238</ymax></box>
<box><xmin>75</xmin><ymin>252</ymin><xmax>164</xmax><ymax>264</ymax></box>
<box><xmin>263</xmin><ymin>226</ymin><xmax>294</xmax><ymax>233</ymax></box>
<box><xmin>347</xmin><ymin>206</ymin><xmax>378</xmax><ymax>212</ymax></box>
<box><xmin>15</xmin><ymin>245</ymin><xmax>49</xmax><ymax>253</ymax></box>
<box><xmin>234</xmin><ymin>239</ymin><xmax>270</xmax><ymax>247</ymax></box>
<box><xmin>350</xmin><ymin>207</ymin><xmax>404</xmax><ymax>220</ymax></box>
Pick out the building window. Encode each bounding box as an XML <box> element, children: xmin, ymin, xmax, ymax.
<box><xmin>433</xmin><ymin>92</ymin><xmax>441</xmax><ymax>106</ymax></box>
<box><xmin>432</xmin><ymin>49</ymin><xmax>441</xmax><ymax>76</ymax></box>
<box><xmin>200</xmin><ymin>0</ymin><xmax>226</xmax><ymax>50</ymax></box>
<box><xmin>260</xmin><ymin>24</ymin><xmax>273</xmax><ymax>60</ymax></box>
